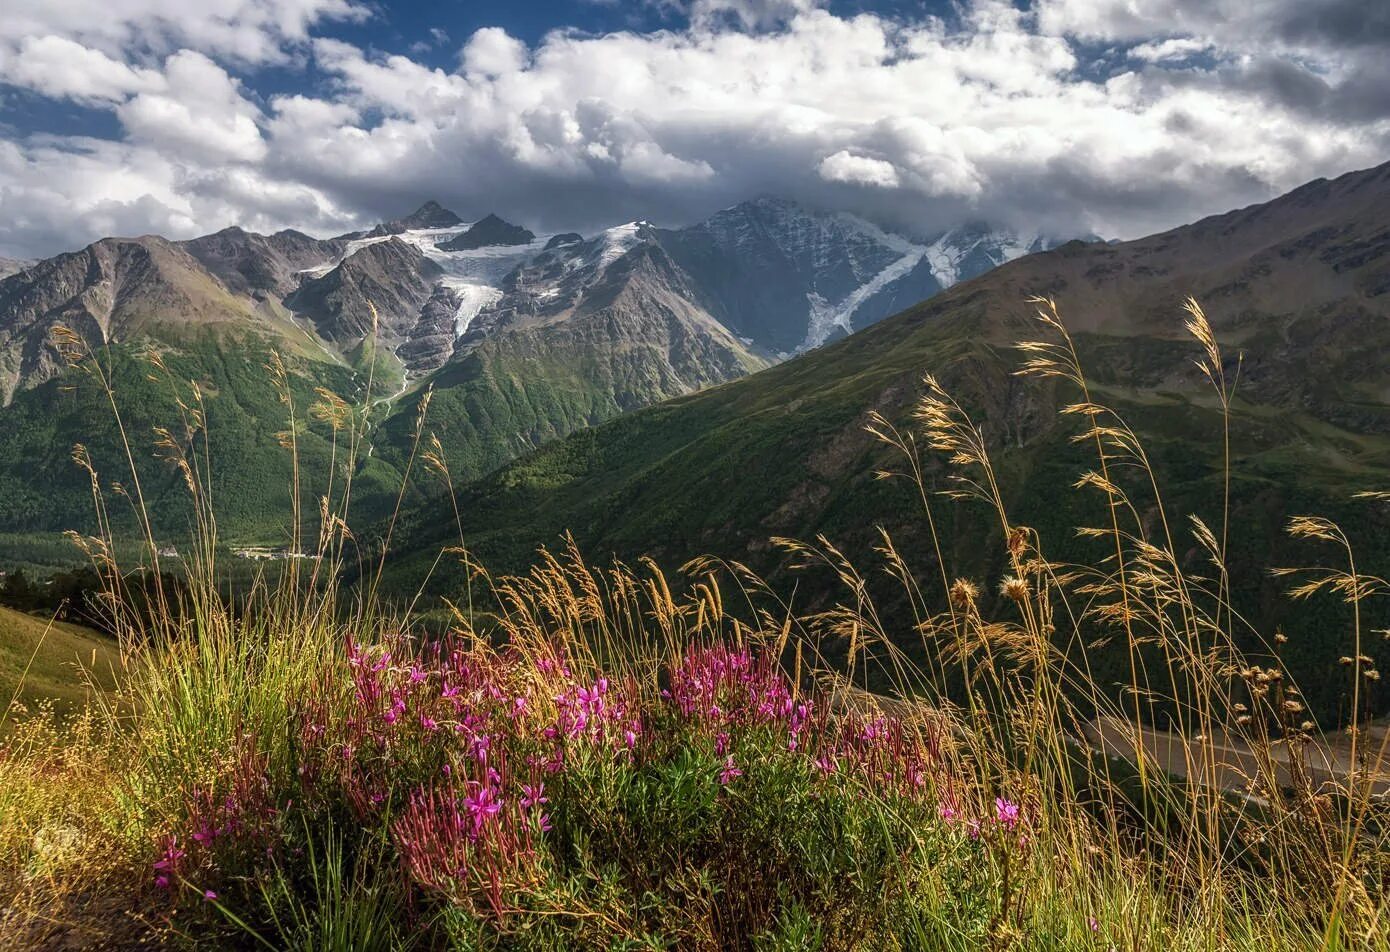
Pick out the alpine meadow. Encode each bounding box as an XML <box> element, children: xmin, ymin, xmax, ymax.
<box><xmin>1</xmin><ymin>1</ymin><xmax>1389</xmax><ymax>949</ymax></box>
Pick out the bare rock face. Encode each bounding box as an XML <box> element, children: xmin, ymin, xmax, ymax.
<box><xmin>396</xmin><ymin>286</ymin><xmax>463</xmax><ymax>372</ymax></box>
<box><xmin>182</xmin><ymin>227</ymin><xmax>346</xmax><ymax>298</ymax></box>
<box><xmin>285</xmin><ymin>238</ymin><xmax>445</xmax><ymax>346</ymax></box>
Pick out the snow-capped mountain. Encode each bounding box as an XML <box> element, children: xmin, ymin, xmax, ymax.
<box><xmin>659</xmin><ymin>198</ymin><xmax>1057</xmax><ymax>355</ymax></box>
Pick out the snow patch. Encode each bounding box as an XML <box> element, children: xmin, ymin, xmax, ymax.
<box><xmin>592</xmin><ymin>222</ymin><xmax>647</xmax><ymax>271</ymax></box>
<box><xmin>923</xmin><ymin>228</ymin><xmax>1040</xmax><ymax>288</ymax></box>
<box><xmin>799</xmin><ymin>246</ymin><xmax>926</xmax><ymax>351</ymax></box>
<box><xmin>296</xmin><ymin>224</ymin><xmax>557</xmax><ymax>340</ymax></box>
<box><xmin>443</xmin><ymin>280</ymin><xmax>504</xmax><ymax>338</ymax></box>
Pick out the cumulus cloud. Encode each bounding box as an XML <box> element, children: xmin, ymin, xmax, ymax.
<box><xmin>0</xmin><ymin>0</ymin><xmax>368</xmax><ymax>67</ymax></box>
<box><xmin>819</xmin><ymin>151</ymin><xmax>900</xmax><ymax>189</ymax></box>
<box><xmin>461</xmin><ymin>27</ymin><xmax>529</xmax><ymax>78</ymax></box>
<box><xmin>117</xmin><ymin>51</ymin><xmax>267</xmax><ymax>164</ymax></box>
<box><xmin>3</xmin><ymin>35</ymin><xmax>165</xmax><ymax>103</ymax></box>
<box><xmin>0</xmin><ymin>0</ymin><xmax>1387</xmax><ymax>258</ymax></box>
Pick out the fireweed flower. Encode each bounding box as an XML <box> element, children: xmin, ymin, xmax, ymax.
<box><xmin>463</xmin><ymin>785</ymin><xmax>503</xmax><ymax>834</ymax></box>
<box><xmin>152</xmin><ymin>838</ymin><xmax>185</xmax><ymax>889</ymax></box>
<box><xmin>287</xmin><ymin>638</ymin><xmax>949</xmax><ymax>917</ymax></box>
<box><xmin>519</xmin><ymin>782</ymin><xmax>548</xmax><ymax>811</ymax></box>
<box><xmin>995</xmin><ymin>797</ymin><xmax>1020</xmax><ymax>831</ymax></box>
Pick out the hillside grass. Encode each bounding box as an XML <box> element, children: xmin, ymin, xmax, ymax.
<box><xmin>0</xmin><ymin>605</ymin><xmax>120</xmax><ymax>721</ymax></box>
<box><xmin>380</xmin><ymin>311</ymin><xmax>1390</xmax><ymax>727</ymax></box>
<box><xmin>0</xmin><ymin>297</ymin><xmax>1387</xmax><ymax>949</ymax></box>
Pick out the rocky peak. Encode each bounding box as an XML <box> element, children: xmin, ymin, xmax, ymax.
<box><xmin>437</xmin><ymin>214</ymin><xmax>537</xmax><ymax>252</ymax></box>
<box><xmin>182</xmin><ymin>227</ymin><xmax>345</xmax><ymax>298</ymax></box>
<box><xmin>396</xmin><ymin>201</ymin><xmax>465</xmax><ymax>231</ymax></box>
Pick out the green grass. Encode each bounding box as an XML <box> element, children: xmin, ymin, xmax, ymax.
<box><xmin>0</xmin><ymin>605</ymin><xmax>120</xmax><ymax>720</ymax></box>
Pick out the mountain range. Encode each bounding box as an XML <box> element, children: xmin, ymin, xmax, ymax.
<box><xmin>0</xmin><ymin>197</ymin><xmax>1055</xmax><ymax>550</ymax></box>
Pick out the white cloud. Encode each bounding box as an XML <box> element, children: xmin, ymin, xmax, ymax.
<box><xmin>461</xmin><ymin>27</ymin><xmax>529</xmax><ymax>78</ymax></box>
<box><xmin>0</xmin><ymin>0</ymin><xmax>367</xmax><ymax>67</ymax></box>
<box><xmin>1128</xmin><ymin>37</ymin><xmax>1213</xmax><ymax>64</ymax></box>
<box><xmin>116</xmin><ymin>51</ymin><xmax>267</xmax><ymax>164</ymax></box>
<box><xmin>3</xmin><ymin>35</ymin><xmax>165</xmax><ymax>103</ymax></box>
<box><xmin>818</xmin><ymin>151</ymin><xmax>900</xmax><ymax>188</ymax></box>
<box><xmin>0</xmin><ymin>0</ymin><xmax>1387</xmax><ymax>258</ymax></box>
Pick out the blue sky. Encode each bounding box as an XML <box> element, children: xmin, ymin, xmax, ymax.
<box><xmin>0</xmin><ymin>0</ymin><xmax>1385</xmax><ymax>258</ymax></box>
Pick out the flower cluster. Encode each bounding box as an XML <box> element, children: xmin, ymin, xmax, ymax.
<box><xmin>153</xmin><ymin>740</ymin><xmax>276</xmax><ymax>891</ymax></box>
<box><xmin>155</xmin><ymin>636</ymin><xmax>1019</xmax><ymax>917</ymax></box>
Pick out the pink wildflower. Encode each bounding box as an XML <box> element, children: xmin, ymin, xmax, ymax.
<box><xmin>994</xmin><ymin>797</ymin><xmax>1020</xmax><ymax>831</ymax></box>
<box><xmin>463</xmin><ymin>785</ymin><xmax>502</xmax><ymax>833</ymax></box>
<box><xmin>520</xmin><ymin>782</ymin><xmax>548</xmax><ymax>811</ymax></box>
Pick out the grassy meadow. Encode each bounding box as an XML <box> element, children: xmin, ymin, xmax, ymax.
<box><xmin>0</xmin><ymin>605</ymin><xmax>121</xmax><ymax>722</ymax></box>
<box><xmin>0</xmin><ymin>298</ymin><xmax>1388</xmax><ymax>949</ymax></box>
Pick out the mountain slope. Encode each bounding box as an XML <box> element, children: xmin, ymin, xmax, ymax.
<box><xmin>0</xmin><ymin>236</ymin><xmax>269</xmax><ymax>404</ymax></box>
<box><xmin>182</xmin><ymin>227</ymin><xmax>346</xmax><ymax>299</ymax></box>
<box><xmin>379</xmin><ymin>228</ymin><xmax>767</xmax><ymax>484</ymax></box>
<box><xmin>0</xmin><ymin>196</ymin><xmax>1071</xmax><ymax>549</ymax></box>
<box><xmin>387</xmin><ymin>160</ymin><xmax>1390</xmax><ymax>719</ymax></box>
<box><xmin>0</xmin><ymin>337</ymin><xmax>405</xmax><ymax>542</ymax></box>
<box><xmin>287</xmin><ymin>236</ymin><xmax>445</xmax><ymax>347</ymax></box>
<box><xmin>0</xmin><ymin>605</ymin><xmax>120</xmax><ymax>716</ymax></box>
